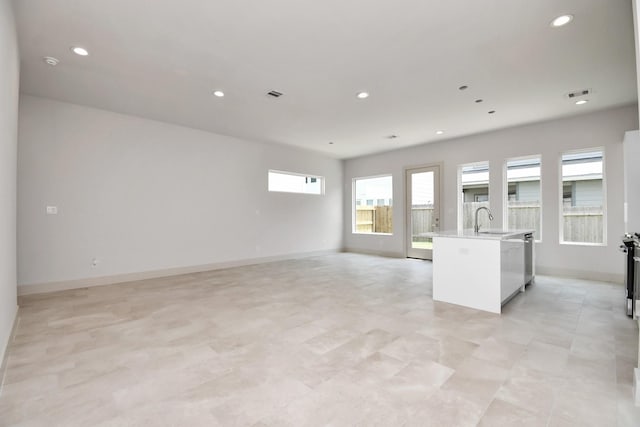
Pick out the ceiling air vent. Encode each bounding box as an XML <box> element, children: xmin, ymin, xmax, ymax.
<box><xmin>267</xmin><ymin>90</ymin><xmax>283</xmax><ymax>98</ymax></box>
<box><xmin>567</xmin><ymin>89</ymin><xmax>591</xmax><ymax>99</ymax></box>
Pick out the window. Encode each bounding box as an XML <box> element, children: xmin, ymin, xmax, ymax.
<box><xmin>560</xmin><ymin>150</ymin><xmax>605</xmax><ymax>244</ymax></box>
<box><xmin>459</xmin><ymin>162</ymin><xmax>490</xmax><ymax>230</ymax></box>
<box><xmin>268</xmin><ymin>170</ymin><xmax>324</xmax><ymax>194</ymax></box>
<box><xmin>505</xmin><ymin>157</ymin><xmax>542</xmax><ymax>240</ymax></box>
<box><xmin>353</xmin><ymin>175</ymin><xmax>393</xmax><ymax>234</ymax></box>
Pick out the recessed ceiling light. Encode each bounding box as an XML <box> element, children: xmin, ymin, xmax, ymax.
<box><xmin>436</xmin><ymin>130</ymin><xmax>445</xmax><ymax>135</ymax></box>
<box><xmin>356</xmin><ymin>92</ymin><xmax>370</xmax><ymax>99</ymax></box>
<box><xmin>551</xmin><ymin>14</ymin><xmax>573</xmax><ymax>28</ymax></box>
<box><xmin>71</xmin><ymin>46</ymin><xmax>89</xmax><ymax>56</ymax></box>
<box><xmin>575</xmin><ymin>99</ymin><xmax>588</xmax><ymax>105</ymax></box>
<box><xmin>43</xmin><ymin>56</ymin><xmax>59</xmax><ymax>66</ymax></box>
<box><xmin>213</xmin><ymin>90</ymin><xmax>225</xmax><ymax>97</ymax></box>
<box><xmin>458</xmin><ymin>85</ymin><xmax>468</xmax><ymax>91</ymax></box>
<box><xmin>488</xmin><ymin>110</ymin><xmax>496</xmax><ymax>114</ymax></box>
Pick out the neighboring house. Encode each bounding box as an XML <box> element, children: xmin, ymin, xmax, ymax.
<box><xmin>461</xmin><ymin>164</ymin><xmax>490</xmax><ymax>203</ymax></box>
<box><xmin>562</xmin><ymin>152</ymin><xmax>603</xmax><ymax>208</ymax></box>
<box><xmin>461</xmin><ymin>154</ymin><xmax>603</xmax><ymax>208</ymax></box>
<box><xmin>355</xmin><ymin>198</ymin><xmax>393</xmax><ymax>207</ymax></box>
<box><xmin>508</xmin><ymin>181</ymin><xmax>540</xmax><ymax>202</ymax></box>
<box><xmin>506</xmin><ymin>159</ymin><xmax>541</xmax><ymax>203</ymax></box>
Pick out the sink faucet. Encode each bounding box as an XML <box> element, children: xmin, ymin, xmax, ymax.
<box><xmin>474</xmin><ymin>207</ymin><xmax>494</xmax><ymax>233</ymax></box>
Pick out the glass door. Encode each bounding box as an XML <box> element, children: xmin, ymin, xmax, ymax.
<box><xmin>406</xmin><ymin>165</ymin><xmax>440</xmax><ymax>260</ymax></box>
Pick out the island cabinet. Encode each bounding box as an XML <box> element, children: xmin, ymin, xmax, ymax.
<box><xmin>430</xmin><ymin>230</ymin><xmax>534</xmax><ymax>314</ymax></box>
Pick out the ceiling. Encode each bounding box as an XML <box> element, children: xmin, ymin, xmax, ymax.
<box><xmin>13</xmin><ymin>0</ymin><xmax>638</xmax><ymax>159</ymax></box>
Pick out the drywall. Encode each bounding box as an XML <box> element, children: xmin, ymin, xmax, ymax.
<box><xmin>17</xmin><ymin>95</ymin><xmax>343</xmax><ymax>288</ymax></box>
<box><xmin>623</xmin><ymin>131</ymin><xmax>640</xmax><ymax>234</ymax></box>
<box><xmin>630</xmin><ymin>0</ymin><xmax>640</xmax><ymax>380</ymax></box>
<box><xmin>634</xmin><ymin>1</ymin><xmax>640</xmax><ymax>117</ymax></box>
<box><xmin>344</xmin><ymin>105</ymin><xmax>638</xmax><ymax>282</ymax></box>
<box><xmin>0</xmin><ymin>0</ymin><xmax>19</xmax><ymax>365</ymax></box>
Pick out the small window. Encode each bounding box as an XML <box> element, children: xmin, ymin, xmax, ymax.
<box><xmin>353</xmin><ymin>175</ymin><xmax>393</xmax><ymax>234</ymax></box>
<box><xmin>459</xmin><ymin>162</ymin><xmax>490</xmax><ymax>230</ymax></box>
<box><xmin>560</xmin><ymin>150</ymin><xmax>605</xmax><ymax>244</ymax></box>
<box><xmin>268</xmin><ymin>170</ymin><xmax>324</xmax><ymax>194</ymax></box>
<box><xmin>505</xmin><ymin>157</ymin><xmax>542</xmax><ymax>240</ymax></box>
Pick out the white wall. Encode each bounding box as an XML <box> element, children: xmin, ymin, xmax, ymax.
<box><xmin>624</xmin><ymin>131</ymin><xmax>640</xmax><ymax>233</ymax></box>
<box><xmin>344</xmin><ymin>105</ymin><xmax>638</xmax><ymax>282</ymax></box>
<box><xmin>0</xmin><ymin>0</ymin><xmax>19</xmax><ymax>364</ymax></box>
<box><xmin>17</xmin><ymin>95</ymin><xmax>343</xmax><ymax>288</ymax></box>
<box><xmin>629</xmin><ymin>0</ymin><xmax>640</xmax><ymax>375</ymax></box>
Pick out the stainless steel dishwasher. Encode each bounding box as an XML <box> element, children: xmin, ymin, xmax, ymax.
<box><xmin>524</xmin><ymin>233</ymin><xmax>534</xmax><ymax>285</ymax></box>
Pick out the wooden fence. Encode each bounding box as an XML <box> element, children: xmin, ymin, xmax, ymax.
<box><xmin>562</xmin><ymin>205</ymin><xmax>603</xmax><ymax>243</ymax></box>
<box><xmin>506</xmin><ymin>201</ymin><xmax>541</xmax><ymax>238</ymax></box>
<box><xmin>506</xmin><ymin>202</ymin><xmax>602</xmax><ymax>243</ymax></box>
<box><xmin>411</xmin><ymin>206</ymin><xmax>434</xmax><ymax>241</ymax></box>
<box><xmin>358</xmin><ymin>202</ymin><xmax>602</xmax><ymax>243</ymax></box>
<box><xmin>462</xmin><ymin>202</ymin><xmax>492</xmax><ymax>230</ymax></box>
<box><xmin>355</xmin><ymin>206</ymin><xmax>393</xmax><ymax>233</ymax></box>
<box><xmin>356</xmin><ymin>206</ymin><xmax>436</xmax><ymax>236</ymax></box>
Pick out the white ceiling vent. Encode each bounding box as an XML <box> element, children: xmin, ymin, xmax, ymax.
<box><xmin>566</xmin><ymin>89</ymin><xmax>591</xmax><ymax>99</ymax></box>
<box><xmin>267</xmin><ymin>90</ymin><xmax>283</xmax><ymax>98</ymax></box>
<box><xmin>43</xmin><ymin>56</ymin><xmax>59</xmax><ymax>66</ymax></box>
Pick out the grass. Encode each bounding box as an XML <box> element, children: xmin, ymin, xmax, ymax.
<box><xmin>411</xmin><ymin>241</ymin><xmax>433</xmax><ymax>250</ymax></box>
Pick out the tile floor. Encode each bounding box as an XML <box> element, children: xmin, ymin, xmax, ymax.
<box><xmin>1</xmin><ymin>253</ymin><xmax>639</xmax><ymax>426</ymax></box>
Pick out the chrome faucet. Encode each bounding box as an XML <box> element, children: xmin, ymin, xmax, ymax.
<box><xmin>474</xmin><ymin>207</ymin><xmax>494</xmax><ymax>233</ymax></box>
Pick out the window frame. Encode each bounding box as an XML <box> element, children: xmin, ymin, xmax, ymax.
<box><xmin>503</xmin><ymin>155</ymin><xmax>543</xmax><ymax>242</ymax></box>
<box><xmin>352</xmin><ymin>174</ymin><xmax>393</xmax><ymax>235</ymax></box>
<box><xmin>558</xmin><ymin>147</ymin><xmax>607</xmax><ymax>246</ymax></box>
<box><xmin>267</xmin><ymin>169</ymin><xmax>325</xmax><ymax>195</ymax></box>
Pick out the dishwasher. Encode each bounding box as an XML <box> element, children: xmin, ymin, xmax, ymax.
<box><xmin>524</xmin><ymin>233</ymin><xmax>534</xmax><ymax>285</ymax></box>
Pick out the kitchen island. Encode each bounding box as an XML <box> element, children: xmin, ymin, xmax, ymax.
<box><xmin>428</xmin><ymin>229</ymin><xmax>534</xmax><ymax>314</ymax></box>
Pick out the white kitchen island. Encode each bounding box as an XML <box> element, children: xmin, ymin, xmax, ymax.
<box><xmin>429</xmin><ymin>229</ymin><xmax>534</xmax><ymax>314</ymax></box>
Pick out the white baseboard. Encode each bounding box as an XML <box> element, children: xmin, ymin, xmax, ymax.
<box><xmin>18</xmin><ymin>249</ymin><xmax>341</xmax><ymax>296</ymax></box>
<box><xmin>342</xmin><ymin>247</ymin><xmax>404</xmax><ymax>259</ymax></box>
<box><xmin>535</xmin><ymin>265</ymin><xmax>624</xmax><ymax>284</ymax></box>
<box><xmin>0</xmin><ymin>305</ymin><xmax>19</xmax><ymax>394</ymax></box>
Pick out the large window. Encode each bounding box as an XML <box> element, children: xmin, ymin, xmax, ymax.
<box><xmin>353</xmin><ymin>175</ymin><xmax>393</xmax><ymax>234</ymax></box>
<box><xmin>560</xmin><ymin>150</ymin><xmax>605</xmax><ymax>244</ymax></box>
<box><xmin>505</xmin><ymin>157</ymin><xmax>541</xmax><ymax>240</ymax></box>
<box><xmin>459</xmin><ymin>162</ymin><xmax>490</xmax><ymax>230</ymax></box>
<box><xmin>268</xmin><ymin>170</ymin><xmax>324</xmax><ymax>194</ymax></box>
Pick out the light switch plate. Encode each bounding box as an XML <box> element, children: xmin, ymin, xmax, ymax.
<box><xmin>46</xmin><ymin>206</ymin><xmax>58</xmax><ymax>215</ymax></box>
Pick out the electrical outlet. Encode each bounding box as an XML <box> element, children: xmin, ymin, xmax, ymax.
<box><xmin>91</xmin><ymin>258</ymin><xmax>99</xmax><ymax>267</ymax></box>
<box><xmin>46</xmin><ymin>206</ymin><xmax>58</xmax><ymax>215</ymax></box>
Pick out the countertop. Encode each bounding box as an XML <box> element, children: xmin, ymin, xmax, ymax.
<box><xmin>426</xmin><ymin>229</ymin><xmax>535</xmax><ymax>240</ymax></box>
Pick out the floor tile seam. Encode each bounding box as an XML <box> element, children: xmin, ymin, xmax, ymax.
<box><xmin>478</xmin><ymin>396</ymin><xmax>542</xmax><ymax>425</ymax></box>
<box><xmin>495</xmin><ymin>384</ymin><xmax>555</xmax><ymax>424</ymax></box>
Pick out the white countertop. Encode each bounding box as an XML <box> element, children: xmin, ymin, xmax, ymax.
<box><xmin>427</xmin><ymin>229</ymin><xmax>535</xmax><ymax>240</ymax></box>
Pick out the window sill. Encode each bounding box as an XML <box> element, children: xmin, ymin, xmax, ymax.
<box><xmin>352</xmin><ymin>232</ymin><xmax>394</xmax><ymax>236</ymax></box>
<box><xmin>559</xmin><ymin>241</ymin><xmax>607</xmax><ymax>247</ymax></box>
